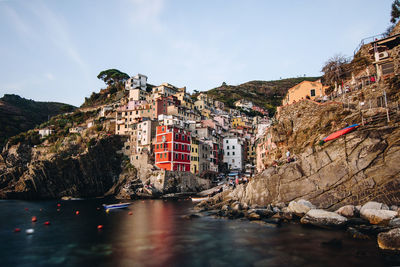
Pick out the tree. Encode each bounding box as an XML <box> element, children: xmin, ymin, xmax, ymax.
<box><xmin>391</xmin><ymin>0</ymin><xmax>400</xmax><ymax>24</ymax></box>
<box><xmin>321</xmin><ymin>54</ymin><xmax>350</xmax><ymax>86</ymax></box>
<box><xmin>97</xmin><ymin>69</ymin><xmax>129</xmax><ymax>86</ymax></box>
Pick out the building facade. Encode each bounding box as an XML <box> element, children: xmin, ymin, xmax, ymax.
<box><xmin>154</xmin><ymin>125</ymin><xmax>191</xmax><ymax>172</ymax></box>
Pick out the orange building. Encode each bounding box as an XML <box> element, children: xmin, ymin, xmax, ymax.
<box><xmin>282</xmin><ymin>80</ymin><xmax>328</xmax><ymax>105</ymax></box>
<box><xmin>154</xmin><ymin>125</ymin><xmax>191</xmax><ymax>172</ymax></box>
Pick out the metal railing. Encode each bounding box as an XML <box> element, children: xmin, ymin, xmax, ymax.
<box><xmin>354</xmin><ymin>33</ymin><xmax>386</xmax><ymax>55</ymax></box>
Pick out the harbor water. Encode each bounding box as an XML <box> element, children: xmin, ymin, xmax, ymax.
<box><xmin>0</xmin><ymin>199</ymin><xmax>399</xmax><ymax>267</ymax></box>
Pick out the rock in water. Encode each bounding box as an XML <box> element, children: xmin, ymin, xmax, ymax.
<box><xmin>300</xmin><ymin>209</ymin><xmax>347</xmax><ymax>228</ymax></box>
<box><xmin>378</xmin><ymin>228</ymin><xmax>400</xmax><ymax>250</ymax></box>
<box><xmin>335</xmin><ymin>205</ymin><xmax>356</xmax><ymax>217</ymax></box>
<box><xmin>360</xmin><ymin>201</ymin><xmax>389</xmax><ymax>214</ymax></box>
<box><xmin>288</xmin><ymin>199</ymin><xmax>315</xmax><ymax>216</ymax></box>
<box><xmin>360</xmin><ymin>209</ymin><xmax>397</xmax><ymax>225</ymax></box>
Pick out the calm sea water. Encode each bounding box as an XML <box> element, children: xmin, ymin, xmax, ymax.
<box><xmin>0</xmin><ymin>199</ymin><xmax>398</xmax><ymax>267</ymax></box>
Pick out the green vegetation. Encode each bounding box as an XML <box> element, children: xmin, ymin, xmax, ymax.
<box><xmin>391</xmin><ymin>0</ymin><xmax>400</xmax><ymax>24</ymax></box>
<box><xmin>199</xmin><ymin>77</ymin><xmax>320</xmax><ymax>116</ymax></box>
<box><xmin>0</xmin><ymin>94</ymin><xmax>75</xmax><ymax>150</ymax></box>
<box><xmin>97</xmin><ymin>69</ymin><xmax>129</xmax><ymax>86</ymax></box>
<box><xmin>81</xmin><ymin>68</ymin><xmax>130</xmax><ymax>107</ymax></box>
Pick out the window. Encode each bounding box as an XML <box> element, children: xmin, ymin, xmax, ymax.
<box><xmin>160</xmin><ymin>144</ymin><xmax>163</xmax><ymax>148</ymax></box>
<box><xmin>232</xmin><ymin>159</ymin><xmax>235</xmax><ymax>163</ymax></box>
<box><xmin>310</xmin><ymin>89</ymin><xmax>316</xmax><ymax>97</ymax></box>
<box><xmin>157</xmin><ymin>144</ymin><xmax>159</xmax><ymax>149</ymax></box>
<box><xmin>382</xmin><ymin>62</ymin><xmax>395</xmax><ymax>75</ymax></box>
<box><xmin>175</xmin><ymin>144</ymin><xmax>178</xmax><ymax>149</ymax></box>
<box><xmin>226</xmin><ymin>140</ymin><xmax>228</xmax><ymax>144</ymax></box>
<box><xmin>176</xmin><ymin>134</ymin><xmax>179</xmax><ymax>140</ymax></box>
<box><xmin>175</xmin><ymin>153</ymin><xmax>178</xmax><ymax>159</ymax></box>
<box><xmin>162</xmin><ymin>127</ymin><xmax>164</xmax><ymax>131</ymax></box>
<box><xmin>232</xmin><ymin>152</ymin><xmax>235</xmax><ymax>155</ymax></box>
<box><xmin>232</xmin><ymin>145</ymin><xmax>235</xmax><ymax>149</ymax></box>
<box><xmin>165</xmin><ymin>153</ymin><xmax>167</xmax><ymax>158</ymax></box>
<box><xmin>187</xmin><ymin>155</ymin><xmax>190</xmax><ymax>160</ymax></box>
<box><xmin>160</xmin><ymin>154</ymin><xmax>162</xmax><ymax>159</ymax></box>
<box><xmin>188</xmin><ymin>137</ymin><xmax>190</xmax><ymax>142</ymax></box>
<box><xmin>227</xmin><ymin>146</ymin><xmax>230</xmax><ymax>150</ymax></box>
<box><xmin>227</xmin><ymin>152</ymin><xmax>230</xmax><ymax>156</ymax></box>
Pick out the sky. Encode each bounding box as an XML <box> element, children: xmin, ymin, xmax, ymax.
<box><xmin>0</xmin><ymin>0</ymin><xmax>395</xmax><ymax>106</ymax></box>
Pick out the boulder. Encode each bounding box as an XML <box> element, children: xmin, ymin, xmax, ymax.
<box><xmin>390</xmin><ymin>205</ymin><xmax>399</xmax><ymax>211</ymax></box>
<box><xmin>360</xmin><ymin>201</ymin><xmax>389</xmax><ymax>214</ymax></box>
<box><xmin>378</xmin><ymin>228</ymin><xmax>400</xmax><ymax>250</ymax></box>
<box><xmin>247</xmin><ymin>212</ymin><xmax>261</xmax><ymax>220</ymax></box>
<box><xmin>300</xmin><ymin>209</ymin><xmax>347</xmax><ymax>228</ymax></box>
<box><xmin>335</xmin><ymin>205</ymin><xmax>356</xmax><ymax>217</ymax></box>
<box><xmin>288</xmin><ymin>199</ymin><xmax>316</xmax><ymax>216</ymax></box>
<box><xmin>389</xmin><ymin>218</ymin><xmax>400</xmax><ymax>227</ymax></box>
<box><xmin>360</xmin><ymin>209</ymin><xmax>397</xmax><ymax>225</ymax></box>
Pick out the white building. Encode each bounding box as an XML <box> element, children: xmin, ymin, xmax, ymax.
<box><xmin>234</xmin><ymin>99</ymin><xmax>253</xmax><ymax>110</ymax></box>
<box><xmin>126</xmin><ymin>73</ymin><xmax>148</xmax><ymax>91</ymax></box>
<box><xmin>39</xmin><ymin>128</ymin><xmax>54</xmax><ymax>138</ymax></box>
<box><xmin>223</xmin><ymin>137</ymin><xmax>244</xmax><ymax>171</ymax></box>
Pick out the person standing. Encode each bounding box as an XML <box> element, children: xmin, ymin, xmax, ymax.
<box><xmin>286</xmin><ymin>150</ymin><xmax>291</xmax><ymax>163</ymax></box>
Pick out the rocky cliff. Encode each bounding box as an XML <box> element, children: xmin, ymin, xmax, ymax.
<box><xmin>0</xmin><ymin>135</ymin><xmax>124</xmax><ymax>199</ymax></box>
<box><xmin>232</xmin><ymin>123</ymin><xmax>400</xmax><ymax>210</ymax></box>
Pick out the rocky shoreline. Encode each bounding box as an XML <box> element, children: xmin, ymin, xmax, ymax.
<box><xmin>192</xmin><ymin>191</ymin><xmax>400</xmax><ymax>251</ymax></box>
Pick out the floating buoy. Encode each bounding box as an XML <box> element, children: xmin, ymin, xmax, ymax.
<box><xmin>26</xmin><ymin>229</ymin><xmax>34</xmax><ymax>235</ymax></box>
<box><xmin>57</xmin><ymin>203</ymin><xmax>61</xmax><ymax>207</ymax></box>
<box><xmin>44</xmin><ymin>221</ymin><xmax>51</xmax><ymax>226</ymax></box>
<box><xmin>75</xmin><ymin>211</ymin><xmax>80</xmax><ymax>215</ymax></box>
<box><xmin>24</xmin><ymin>208</ymin><xmax>29</xmax><ymax>211</ymax></box>
<box><xmin>31</xmin><ymin>216</ymin><xmax>37</xmax><ymax>222</ymax></box>
<box><xmin>128</xmin><ymin>211</ymin><xmax>133</xmax><ymax>215</ymax></box>
<box><xmin>97</xmin><ymin>225</ymin><xmax>103</xmax><ymax>230</ymax></box>
<box><xmin>106</xmin><ymin>209</ymin><xmax>110</xmax><ymax>213</ymax></box>
<box><xmin>57</xmin><ymin>209</ymin><xmax>60</xmax><ymax>212</ymax></box>
<box><xmin>14</xmin><ymin>228</ymin><xmax>21</xmax><ymax>233</ymax></box>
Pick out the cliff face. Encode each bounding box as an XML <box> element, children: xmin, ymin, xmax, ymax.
<box><xmin>0</xmin><ymin>136</ymin><xmax>124</xmax><ymax>199</ymax></box>
<box><xmin>230</xmin><ymin>119</ymin><xmax>400</xmax><ymax>210</ymax></box>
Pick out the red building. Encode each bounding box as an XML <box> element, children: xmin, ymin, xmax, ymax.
<box><xmin>153</xmin><ymin>95</ymin><xmax>180</xmax><ymax>119</ymax></box>
<box><xmin>154</xmin><ymin>125</ymin><xmax>191</xmax><ymax>172</ymax></box>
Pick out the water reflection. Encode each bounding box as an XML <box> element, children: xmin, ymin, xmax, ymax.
<box><xmin>0</xmin><ymin>199</ymin><xmax>398</xmax><ymax>266</ymax></box>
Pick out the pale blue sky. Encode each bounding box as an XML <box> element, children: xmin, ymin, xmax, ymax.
<box><xmin>0</xmin><ymin>0</ymin><xmax>394</xmax><ymax>106</ymax></box>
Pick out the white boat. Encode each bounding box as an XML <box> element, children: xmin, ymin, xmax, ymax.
<box><xmin>102</xmin><ymin>203</ymin><xmax>131</xmax><ymax>210</ymax></box>
<box><xmin>191</xmin><ymin>197</ymin><xmax>209</xmax><ymax>202</ymax></box>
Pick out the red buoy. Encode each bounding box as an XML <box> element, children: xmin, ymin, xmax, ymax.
<box><xmin>31</xmin><ymin>216</ymin><xmax>37</xmax><ymax>222</ymax></box>
<box><xmin>97</xmin><ymin>225</ymin><xmax>103</xmax><ymax>230</ymax></box>
<box><xmin>24</xmin><ymin>208</ymin><xmax>29</xmax><ymax>211</ymax></box>
<box><xmin>57</xmin><ymin>203</ymin><xmax>61</xmax><ymax>207</ymax></box>
<box><xmin>44</xmin><ymin>221</ymin><xmax>51</xmax><ymax>226</ymax></box>
<box><xmin>128</xmin><ymin>211</ymin><xmax>133</xmax><ymax>215</ymax></box>
<box><xmin>14</xmin><ymin>228</ymin><xmax>21</xmax><ymax>233</ymax></box>
<box><xmin>75</xmin><ymin>211</ymin><xmax>80</xmax><ymax>215</ymax></box>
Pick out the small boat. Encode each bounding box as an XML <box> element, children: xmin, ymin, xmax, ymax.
<box><xmin>191</xmin><ymin>197</ymin><xmax>209</xmax><ymax>202</ymax></box>
<box><xmin>102</xmin><ymin>203</ymin><xmax>131</xmax><ymax>210</ymax></box>
<box><xmin>323</xmin><ymin>124</ymin><xmax>359</xmax><ymax>142</ymax></box>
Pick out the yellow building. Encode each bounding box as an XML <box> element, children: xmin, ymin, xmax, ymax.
<box><xmin>190</xmin><ymin>138</ymin><xmax>199</xmax><ymax>174</ymax></box>
<box><xmin>247</xmin><ymin>140</ymin><xmax>256</xmax><ymax>166</ymax></box>
<box><xmin>232</xmin><ymin>117</ymin><xmax>245</xmax><ymax>128</ymax></box>
<box><xmin>282</xmin><ymin>80</ymin><xmax>328</xmax><ymax>105</ymax></box>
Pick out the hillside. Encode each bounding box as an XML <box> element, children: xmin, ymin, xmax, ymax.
<box><xmin>201</xmin><ymin>77</ymin><xmax>320</xmax><ymax>115</ymax></box>
<box><xmin>0</xmin><ymin>94</ymin><xmax>75</xmax><ymax>150</ymax></box>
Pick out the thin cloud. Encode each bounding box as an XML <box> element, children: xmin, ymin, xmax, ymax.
<box><xmin>28</xmin><ymin>1</ymin><xmax>90</xmax><ymax>78</ymax></box>
<box><xmin>128</xmin><ymin>0</ymin><xmax>165</xmax><ymax>31</ymax></box>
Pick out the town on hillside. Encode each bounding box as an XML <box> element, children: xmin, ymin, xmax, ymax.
<box><xmin>34</xmin><ymin>23</ymin><xmax>400</xmax><ymax>186</ymax></box>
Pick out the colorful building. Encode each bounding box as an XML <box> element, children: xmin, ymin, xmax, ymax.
<box><xmin>154</xmin><ymin>125</ymin><xmax>191</xmax><ymax>172</ymax></box>
<box><xmin>190</xmin><ymin>138</ymin><xmax>199</xmax><ymax>174</ymax></box>
<box><xmin>282</xmin><ymin>80</ymin><xmax>328</xmax><ymax>105</ymax></box>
